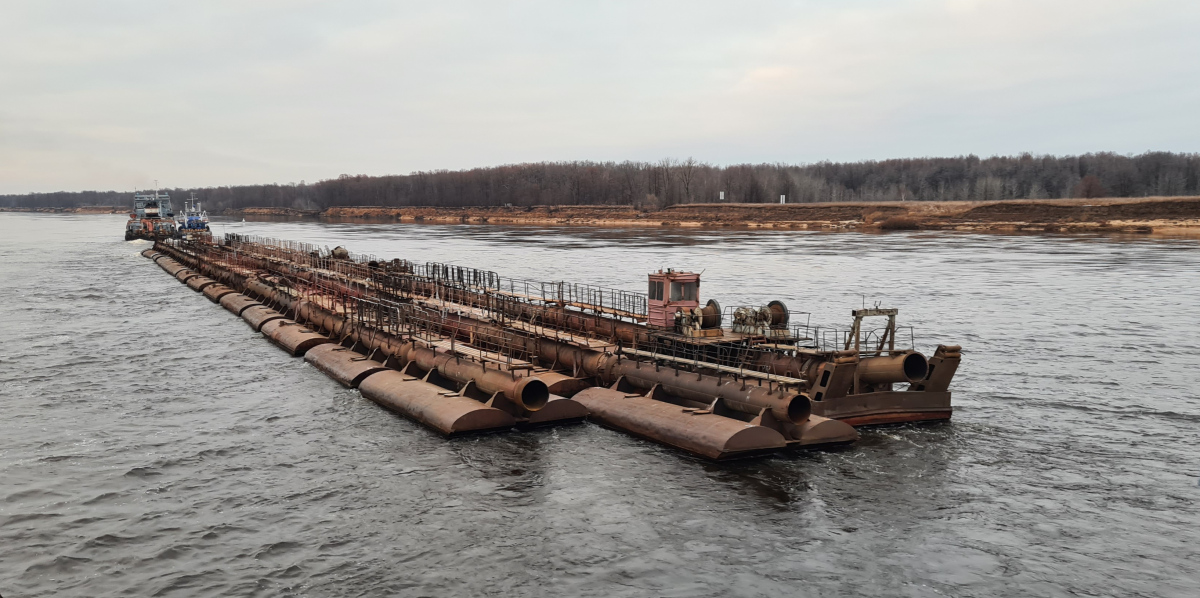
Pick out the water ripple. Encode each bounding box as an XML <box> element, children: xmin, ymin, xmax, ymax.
<box><xmin>0</xmin><ymin>213</ymin><xmax>1197</xmax><ymax>597</ymax></box>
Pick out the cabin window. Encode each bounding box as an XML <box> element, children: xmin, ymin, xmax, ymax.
<box><xmin>648</xmin><ymin>280</ymin><xmax>664</xmax><ymax>301</ymax></box>
<box><xmin>671</xmin><ymin>281</ymin><xmax>697</xmax><ymax>301</ymax></box>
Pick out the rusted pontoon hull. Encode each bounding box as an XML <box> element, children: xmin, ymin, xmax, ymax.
<box><xmin>812</xmin><ymin>391</ymin><xmax>953</xmax><ymax>426</ymax></box>
<box><xmin>573</xmin><ymin>386</ymin><xmax>788</xmax><ymax>460</ymax></box>
<box><xmin>523</xmin><ymin>396</ymin><xmax>589</xmax><ymax>428</ymax></box>
<box><xmin>304</xmin><ymin>344</ymin><xmax>389</xmax><ymax>388</ymax></box>
<box><xmin>242</xmin><ymin>305</ymin><xmax>287</xmax><ymax>332</ymax></box>
<box><xmin>261</xmin><ymin>319</ymin><xmax>333</xmax><ymax>357</ymax></box>
<box><xmin>185</xmin><ymin>275</ymin><xmax>218</xmax><ymax>292</ymax></box>
<box><xmin>358</xmin><ymin>370</ymin><xmax>517</xmax><ymax>436</ymax></box>
<box><xmin>219</xmin><ymin>293</ymin><xmax>262</xmax><ymax>316</ymax></box>
<box><xmin>202</xmin><ymin>284</ymin><xmax>236</xmax><ymax>303</ymax></box>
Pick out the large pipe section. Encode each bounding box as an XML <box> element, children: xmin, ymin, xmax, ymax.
<box><xmin>856</xmin><ymin>352</ymin><xmax>928</xmax><ymax>385</ymax></box>
<box><xmin>754</xmin><ymin>350</ymin><xmax>930</xmax><ymax>386</ymax></box>
<box><xmin>402</xmin><ymin>343</ymin><xmax>549</xmax><ymax>412</ymax></box>
<box><xmin>602</xmin><ymin>358</ymin><xmax>810</xmax><ymax>424</ymax></box>
<box><xmin>294</xmin><ymin>300</ymin><xmax>353</xmax><ymax>339</ymax></box>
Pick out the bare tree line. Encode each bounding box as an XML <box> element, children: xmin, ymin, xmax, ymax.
<box><xmin>4</xmin><ymin>152</ymin><xmax>1198</xmax><ymax>211</ymax></box>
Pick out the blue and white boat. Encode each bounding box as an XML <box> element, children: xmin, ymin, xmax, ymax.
<box><xmin>176</xmin><ymin>193</ymin><xmax>210</xmax><ymax>234</ymax></box>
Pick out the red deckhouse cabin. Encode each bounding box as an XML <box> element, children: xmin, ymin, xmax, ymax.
<box><xmin>647</xmin><ymin>269</ymin><xmax>699</xmax><ymax>328</ymax></box>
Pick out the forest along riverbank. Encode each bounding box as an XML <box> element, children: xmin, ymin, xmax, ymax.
<box><xmin>223</xmin><ymin>196</ymin><xmax>1200</xmax><ymax>236</ymax></box>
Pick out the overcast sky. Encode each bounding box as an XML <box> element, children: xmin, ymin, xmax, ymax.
<box><xmin>2</xmin><ymin>0</ymin><xmax>1197</xmax><ymax>194</ymax></box>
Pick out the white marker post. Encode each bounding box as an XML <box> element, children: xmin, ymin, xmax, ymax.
<box><xmin>780</xmin><ymin>195</ymin><xmax>786</xmax><ymax>204</ymax></box>
<box><xmin>720</xmin><ymin>191</ymin><xmax>724</xmax><ymax>201</ymax></box>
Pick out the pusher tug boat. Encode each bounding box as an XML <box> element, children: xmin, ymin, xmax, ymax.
<box><xmin>175</xmin><ymin>192</ymin><xmax>211</xmax><ymax>238</ymax></box>
<box><xmin>124</xmin><ymin>188</ymin><xmax>177</xmax><ymax>241</ymax></box>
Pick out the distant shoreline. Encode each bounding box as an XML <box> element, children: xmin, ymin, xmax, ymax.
<box><xmin>224</xmin><ymin>197</ymin><xmax>1200</xmax><ymax>236</ymax></box>
<box><xmin>7</xmin><ymin>197</ymin><xmax>1200</xmax><ymax>236</ymax></box>
<box><xmin>0</xmin><ymin>206</ymin><xmax>125</xmax><ymax>214</ymax></box>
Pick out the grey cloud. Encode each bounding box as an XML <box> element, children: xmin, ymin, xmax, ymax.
<box><xmin>1</xmin><ymin>0</ymin><xmax>1197</xmax><ymax>193</ymax></box>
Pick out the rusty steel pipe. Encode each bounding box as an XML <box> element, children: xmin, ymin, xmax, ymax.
<box><xmin>245</xmin><ymin>278</ymin><xmax>298</xmax><ymax>314</ymax></box>
<box><xmin>244</xmin><ymin>278</ymin><xmax>276</xmax><ymax>301</ymax></box>
<box><xmin>287</xmin><ymin>296</ymin><xmax>401</xmax><ymax>357</ymax></box>
<box><xmin>605</xmin><ymin>358</ymin><xmax>810</xmax><ymax>424</ymax></box>
<box><xmin>406</xmin><ymin>344</ymin><xmax>549</xmax><ymax>412</ymax></box>
<box><xmin>520</xmin><ymin>337</ymin><xmax>611</xmax><ymax>377</ymax></box>
<box><xmin>359</xmin><ymin>328</ymin><xmax>409</xmax><ymax>361</ymax></box>
<box><xmin>753</xmin><ymin>352</ymin><xmax>820</xmax><ymax>381</ymax></box>
<box><xmin>856</xmin><ymin>352</ymin><xmax>928</xmax><ymax>384</ymax></box>
<box><xmin>295</xmin><ymin>300</ymin><xmax>348</xmax><ymax>336</ymax></box>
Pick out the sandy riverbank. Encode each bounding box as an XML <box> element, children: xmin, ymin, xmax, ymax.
<box><xmin>223</xmin><ymin>197</ymin><xmax>1200</xmax><ymax>236</ymax></box>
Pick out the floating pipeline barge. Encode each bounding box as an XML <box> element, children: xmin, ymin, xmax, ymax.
<box><xmin>141</xmin><ymin>235</ymin><xmax>961</xmax><ymax>460</ymax></box>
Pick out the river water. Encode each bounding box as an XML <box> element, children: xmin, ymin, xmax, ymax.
<box><xmin>1</xmin><ymin>213</ymin><xmax>1197</xmax><ymax>597</ymax></box>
